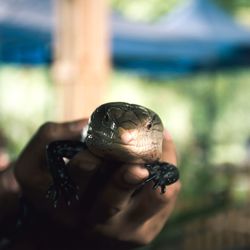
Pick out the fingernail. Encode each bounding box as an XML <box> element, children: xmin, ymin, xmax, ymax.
<box><xmin>123</xmin><ymin>166</ymin><xmax>149</xmax><ymax>185</ymax></box>
<box><xmin>70</xmin><ymin>160</ymin><xmax>97</xmax><ymax>172</ymax></box>
<box><xmin>82</xmin><ymin>163</ymin><xmax>98</xmax><ymax>171</ymax></box>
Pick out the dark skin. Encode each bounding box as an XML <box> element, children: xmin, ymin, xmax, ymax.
<box><xmin>1</xmin><ymin>119</ymin><xmax>181</xmax><ymax>250</ymax></box>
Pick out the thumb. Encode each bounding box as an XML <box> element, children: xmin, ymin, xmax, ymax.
<box><xmin>36</xmin><ymin>119</ymin><xmax>88</xmax><ymax>145</ymax></box>
<box><xmin>15</xmin><ymin>119</ymin><xmax>88</xmax><ymax>185</ymax></box>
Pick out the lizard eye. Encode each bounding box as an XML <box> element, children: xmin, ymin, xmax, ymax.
<box><xmin>146</xmin><ymin>122</ymin><xmax>152</xmax><ymax>130</ymax></box>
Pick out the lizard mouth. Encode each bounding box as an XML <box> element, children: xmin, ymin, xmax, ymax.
<box><xmin>86</xmin><ymin>128</ymin><xmax>159</xmax><ymax>154</ymax></box>
<box><xmin>86</xmin><ymin>127</ymin><xmax>139</xmax><ymax>146</ymax></box>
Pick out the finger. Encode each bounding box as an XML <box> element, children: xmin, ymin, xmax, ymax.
<box><xmin>129</xmin><ymin>188</ymin><xmax>180</xmax><ymax>244</ymax></box>
<box><xmin>161</xmin><ymin>129</ymin><xmax>177</xmax><ymax>164</ymax></box>
<box><xmin>36</xmin><ymin>119</ymin><xmax>88</xmax><ymax>147</ymax></box>
<box><xmin>17</xmin><ymin>119</ymin><xmax>88</xmax><ymax>168</ymax></box>
<box><xmin>68</xmin><ymin>149</ymin><xmax>101</xmax><ymax>196</ymax></box>
<box><xmin>127</xmin><ymin>180</ymin><xmax>181</xmax><ymax>224</ymax></box>
<box><xmin>90</xmin><ymin>164</ymin><xmax>149</xmax><ymax>222</ymax></box>
<box><xmin>127</xmin><ymin>128</ymin><xmax>181</xmax><ymax>222</ymax></box>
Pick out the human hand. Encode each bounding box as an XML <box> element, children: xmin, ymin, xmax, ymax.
<box><xmin>14</xmin><ymin>119</ymin><xmax>90</xmax><ymax>226</ymax></box>
<box><xmin>13</xmin><ymin>120</ymin><xmax>180</xmax><ymax>249</ymax></box>
<box><xmin>73</xmin><ymin>129</ymin><xmax>181</xmax><ymax>249</ymax></box>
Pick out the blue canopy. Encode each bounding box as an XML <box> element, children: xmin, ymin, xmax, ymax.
<box><xmin>0</xmin><ymin>0</ymin><xmax>54</xmax><ymax>64</ymax></box>
<box><xmin>0</xmin><ymin>0</ymin><xmax>250</xmax><ymax>75</ymax></box>
<box><xmin>111</xmin><ymin>0</ymin><xmax>250</xmax><ymax>75</ymax></box>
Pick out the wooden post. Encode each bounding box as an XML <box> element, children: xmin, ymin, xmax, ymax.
<box><xmin>53</xmin><ymin>0</ymin><xmax>110</xmax><ymax>121</ymax></box>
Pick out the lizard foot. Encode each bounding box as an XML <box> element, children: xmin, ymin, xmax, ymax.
<box><xmin>143</xmin><ymin>162</ymin><xmax>179</xmax><ymax>194</ymax></box>
<box><xmin>46</xmin><ymin>180</ymin><xmax>79</xmax><ymax>207</ymax></box>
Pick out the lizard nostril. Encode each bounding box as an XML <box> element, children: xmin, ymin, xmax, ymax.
<box><xmin>104</xmin><ymin>114</ymin><xmax>109</xmax><ymax>122</ymax></box>
<box><xmin>118</xmin><ymin>128</ymin><xmax>138</xmax><ymax>144</ymax></box>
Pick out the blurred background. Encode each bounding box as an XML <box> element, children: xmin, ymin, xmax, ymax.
<box><xmin>0</xmin><ymin>0</ymin><xmax>250</xmax><ymax>249</ymax></box>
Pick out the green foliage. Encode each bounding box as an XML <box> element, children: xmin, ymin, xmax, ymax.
<box><xmin>217</xmin><ymin>0</ymin><xmax>250</xmax><ymax>13</ymax></box>
<box><xmin>110</xmin><ymin>0</ymin><xmax>250</xmax><ymax>22</ymax></box>
<box><xmin>0</xmin><ymin>66</ymin><xmax>55</xmax><ymax>158</ymax></box>
<box><xmin>111</xmin><ymin>0</ymin><xmax>181</xmax><ymax>22</ymax></box>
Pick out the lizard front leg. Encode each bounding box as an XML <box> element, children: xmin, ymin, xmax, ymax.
<box><xmin>46</xmin><ymin>140</ymin><xmax>87</xmax><ymax>207</ymax></box>
<box><xmin>143</xmin><ymin>162</ymin><xmax>179</xmax><ymax>193</ymax></box>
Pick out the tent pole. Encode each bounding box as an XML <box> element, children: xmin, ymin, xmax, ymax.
<box><xmin>53</xmin><ymin>0</ymin><xmax>110</xmax><ymax>121</ymax></box>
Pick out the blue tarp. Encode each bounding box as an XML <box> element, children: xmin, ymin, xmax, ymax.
<box><xmin>0</xmin><ymin>0</ymin><xmax>250</xmax><ymax>75</ymax></box>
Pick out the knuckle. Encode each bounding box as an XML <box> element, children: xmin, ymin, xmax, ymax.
<box><xmin>103</xmin><ymin>206</ymin><xmax>122</xmax><ymax>218</ymax></box>
<box><xmin>37</xmin><ymin>122</ymin><xmax>59</xmax><ymax>142</ymax></box>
